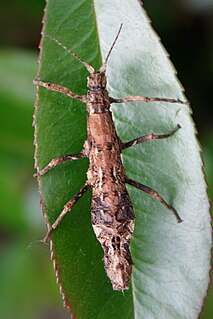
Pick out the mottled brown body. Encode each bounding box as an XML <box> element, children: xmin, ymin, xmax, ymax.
<box><xmin>85</xmin><ymin>82</ymin><xmax>134</xmax><ymax>290</ymax></box>
<box><xmin>34</xmin><ymin>26</ymin><xmax>184</xmax><ymax>291</ymax></box>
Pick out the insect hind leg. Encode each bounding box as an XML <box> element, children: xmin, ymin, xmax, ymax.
<box><xmin>126</xmin><ymin>177</ymin><xmax>183</xmax><ymax>223</ymax></box>
<box><xmin>41</xmin><ymin>183</ymin><xmax>91</xmax><ymax>243</ymax></box>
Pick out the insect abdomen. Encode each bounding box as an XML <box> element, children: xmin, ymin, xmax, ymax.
<box><xmin>91</xmin><ymin>186</ymin><xmax>135</xmax><ymax>290</ymax></box>
<box><xmin>86</xmin><ymin>108</ymin><xmax>135</xmax><ymax>290</ymax></box>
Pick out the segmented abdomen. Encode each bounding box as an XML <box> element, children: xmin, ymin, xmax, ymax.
<box><xmin>86</xmin><ymin>104</ymin><xmax>135</xmax><ymax>290</ymax></box>
<box><xmin>91</xmin><ymin>185</ymin><xmax>134</xmax><ymax>290</ymax></box>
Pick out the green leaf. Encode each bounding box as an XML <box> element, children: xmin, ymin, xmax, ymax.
<box><xmin>34</xmin><ymin>0</ymin><xmax>211</xmax><ymax>318</ymax></box>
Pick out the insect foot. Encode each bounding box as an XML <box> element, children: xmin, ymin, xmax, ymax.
<box><xmin>41</xmin><ymin>228</ymin><xmax>53</xmax><ymax>244</ymax></box>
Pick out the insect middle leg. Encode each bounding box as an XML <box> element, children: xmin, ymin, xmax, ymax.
<box><xmin>42</xmin><ymin>183</ymin><xmax>91</xmax><ymax>243</ymax></box>
<box><xmin>36</xmin><ymin>151</ymin><xmax>86</xmax><ymax>176</ymax></box>
<box><xmin>122</xmin><ymin>124</ymin><xmax>181</xmax><ymax>149</ymax></box>
<box><xmin>126</xmin><ymin>177</ymin><xmax>182</xmax><ymax>223</ymax></box>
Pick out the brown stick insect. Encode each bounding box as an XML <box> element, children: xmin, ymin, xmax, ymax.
<box><xmin>34</xmin><ymin>25</ymin><xmax>186</xmax><ymax>291</ymax></box>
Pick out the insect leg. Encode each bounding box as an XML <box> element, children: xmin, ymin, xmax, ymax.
<box><xmin>42</xmin><ymin>183</ymin><xmax>91</xmax><ymax>243</ymax></box>
<box><xmin>34</xmin><ymin>80</ymin><xmax>87</xmax><ymax>102</ymax></box>
<box><xmin>126</xmin><ymin>177</ymin><xmax>183</xmax><ymax>223</ymax></box>
<box><xmin>36</xmin><ymin>151</ymin><xmax>86</xmax><ymax>177</ymax></box>
<box><xmin>122</xmin><ymin>124</ymin><xmax>181</xmax><ymax>149</ymax></box>
<box><xmin>110</xmin><ymin>96</ymin><xmax>188</xmax><ymax>105</ymax></box>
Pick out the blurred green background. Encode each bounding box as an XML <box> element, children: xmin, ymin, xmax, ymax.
<box><xmin>0</xmin><ymin>0</ymin><xmax>212</xmax><ymax>318</ymax></box>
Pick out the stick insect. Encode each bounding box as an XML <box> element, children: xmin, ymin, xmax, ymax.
<box><xmin>34</xmin><ymin>25</ymin><xmax>186</xmax><ymax>291</ymax></box>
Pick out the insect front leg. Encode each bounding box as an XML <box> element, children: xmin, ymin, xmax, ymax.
<box><xmin>126</xmin><ymin>177</ymin><xmax>182</xmax><ymax>223</ymax></box>
<box><xmin>122</xmin><ymin>124</ymin><xmax>181</xmax><ymax>149</ymax></box>
<box><xmin>34</xmin><ymin>80</ymin><xmax>87</xmax><ymax>102</ymax></box>
<box><xmin>110</xmin><ymin>96</ymin><xmax>188</xmax><ymax>105</ymax></box>
<box><xmin>42</xmin><ymin>183</ymin><xmax>91</xmax><ymax>243</ymax></box>
<box><xmin>35</xmin><ymin>151</ymin><xmax>86</xmax><ymax>177</ymax></box>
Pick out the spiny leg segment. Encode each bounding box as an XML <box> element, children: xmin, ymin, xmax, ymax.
<box><xmin>126</xmin><ymin>178</ymin><xmax>182</xmax><ymax>223</ymax></box>
<box><xmin>122</xmin><ymin>124</ymin><xmax>181</xmax><ymax>149</ymax></box>
<box><xmin>36</xmin><ymin>151</ymin><xmax>86</xmax><ymax>177</ymax></box>
<box><xmin>42</xmin><ymin>183</ymin><xmax>91</xmax><ymax>243</ymax></box>
<box><xmin>35</xmin><ymin>150</ymin><xmax>88</xmax><ymax>243</ymax></box>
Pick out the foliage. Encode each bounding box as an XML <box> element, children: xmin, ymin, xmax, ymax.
<box><xmin>34</xmin><ymin>1</ymin><xmax>211</xmax><ymax>319</ymax></box>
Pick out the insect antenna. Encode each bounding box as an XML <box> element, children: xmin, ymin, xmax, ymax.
<box><xmin>99</xmin><ymin>23</ymin><xmax>123</xmax><ymax>73</ymax></box>
<box><xmin>43</xmin><ymin>32</ymin><xmax>94</xmax><ymax>74</ymax></box>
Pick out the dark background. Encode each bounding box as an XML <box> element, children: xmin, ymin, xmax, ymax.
<box><xmin>0</xmin><ymin>0</ymin><xmax>212</xmax><ymax>318</ymax></box>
